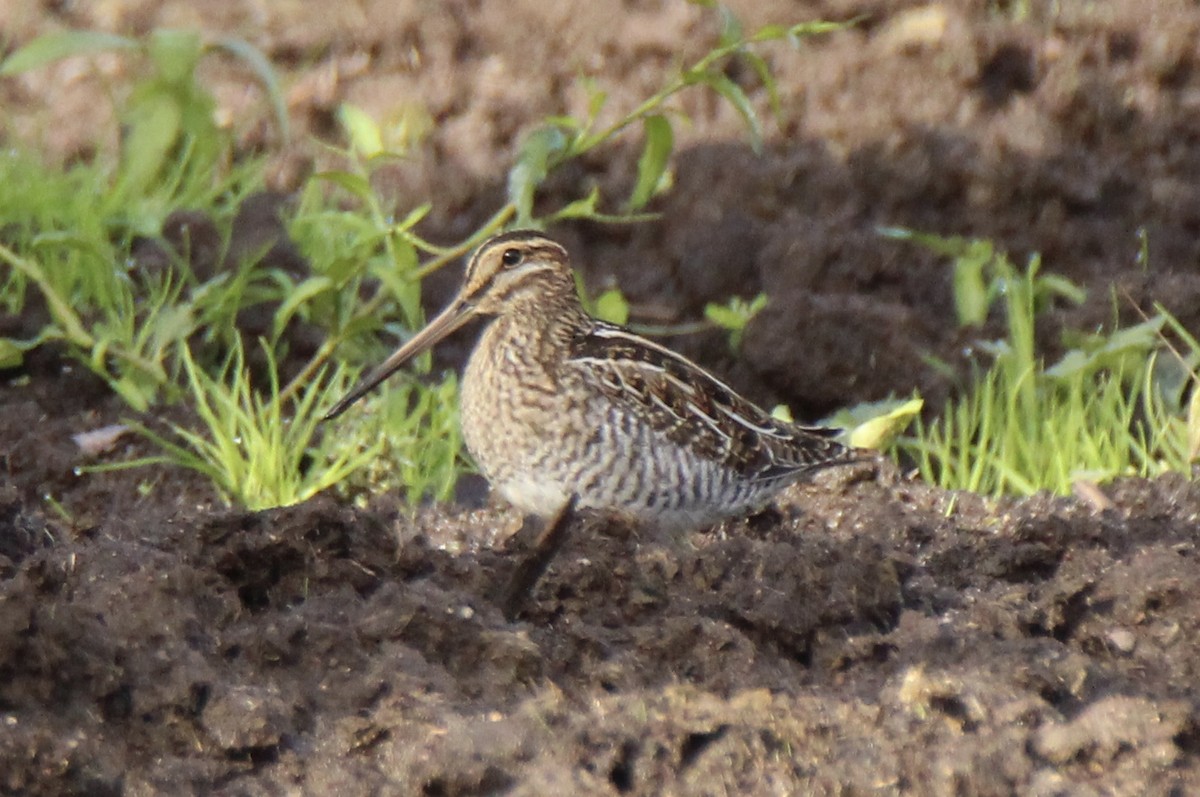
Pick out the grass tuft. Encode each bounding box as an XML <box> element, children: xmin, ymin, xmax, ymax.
<box><xmin>94</xmin><ymin>338</ymin><xmax>378</xmax><ymax>510</ymax></box>
<box><xmin>885</xmin><ymin>230</ymin><xmax>1199</xmax><ymax>496</ymax></box>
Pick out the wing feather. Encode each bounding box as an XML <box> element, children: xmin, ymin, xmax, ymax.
<box><xmin>567</xmin><ymin>322</ymin><xmax>851</xmax><ymax>481</ymax></box>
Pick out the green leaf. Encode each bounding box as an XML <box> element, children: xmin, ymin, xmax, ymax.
<box><xmin>146</xmin><ymin>29</ymin><xmax>203</xmax><ymax>87</ymax></box>
<box><xmin>594</xmin><ymin>288</ymin><xmax>630</xmax><ymax>325</ymax></box>
<box><xmin>775</xmin><ymin>20</ymin><xmax>857</xmax><ymax>43</ymax></box>
<box><xmin>547</xmin><ymin>187</ymin><xmax>660</xmax><ymax>224</ymax></box>
<box><xmin>717</xmin><ymin>6</ymin><xmax>744</xmax><ymax>47</ymax></box>
<box><xmin>704</xmin><ymin>293</ymin><xmax>767</xmax><ymax>349</ymax></box>
<box><xmin>319</xmin><ymin>253</ymin><xmax>362</xmax><ymax>287</ymax></box>
<box><xmin>392</xmin><ymin>202</ymin><xmax>432</xmax><ymax>233</ymax></box>
<box><xmin>882</xmin><ymin>228</ymin><xmax>1008</xmax><ymax>329</ymax></box>
<box><xmin>687</xmin><ymin>69</ymin><xmax>762</xmax><ymax>153</ymax></box>
<box><xmin>213</xmin><ymin>36</ymin><xmax>290</xmax><ymax>141</ymax></box>
<box><xmin>878</xmin><ymin>226</ymin><xmax>986</xmax><ymax>260</ymax></box>
<box><xmin>147</xmin><ymin>302</ymin><xmax>197</xmax><ymax>353</ymax></box>
<box><xmin>507</xmin><ymin>126</ymin><xmax>567</xmax><ymax>224</ymax></box>
<box><xmin>751</xmin><ymin>24</ymin><xmax>793</xmax><ymax>42</ymax></box>
<box><xmin>0</xmin><ymin>31</ymin><xmax>137</xmax><ymax>75</ymax></box>
<box><xmin>1035</xmin><ymin>273</ymin><xmax>1087</xmax><ymax>306</ymax></box>
<box><xmin>741</xmin><ymin>50</ymin><xmax>781</xmax><ymax>120</ymax></box>
<box><xmin>543</xmin><ymin>115</ymin><xmax>583</xmax><ymax>131</ymax></box>
<box><xmin>339</xmin><ymin>104</ymin><xmax>384</xmax><ymax>158</ymax></box>
<box><xmin>114</xmin><ymin>89</ymin><xmax>183</xmax><ymax>200</ymax></box>
<box><xmin>704</xmin><ymin>302</ymin><xmax>743</xmax><ymax>330</ymax></box>
<box><xmin>313</xmin><ymin>170</ymin><xmax>375</xmax><ymax>202</ymax></box>
<box><xmin>273</xmin><ymin>275</ymin><xmax>333</xmax><ymax>339</ymax></box>
<box><xmin>0</xmin><ymin>338</ymin><xmax>25</xmax><ymax>369</ymax></box>
<box><xmin>382</xmin><ymin>237</ymin><xmax>423</xmax><ymax>325</ymax></box>
<box><xmin>551</xmin><ymin>187</ymin><xmax>601</xmax><ymax>220</ymax></box>
<box><xmin>339</xmin><ymin>310</ymin><xmax>389</xmax><ymax>342</ymax></box>
<box><xmin>586</xmin><ymin>81</ymin><xmax>608</xmax><ymax>122</ymax></box>
<box><xmin>844</xmin><ymin>396</ymin><xmax>924</xmax><ymax>450</ymax></box>
<box><xmin>369</xmin><ymin>256</ymin><xmax>420</xmax><ymax>324</ymax></box>
<box><xmin>627</xmin><ymin>115</ymin><xmax>674</xmax><ymax>211</ymax></box>
<box><xmin>951</xmin><ymin>248</ymin><xmax>989</xmax><ymax>327</ymax></box>
<box><xmin>108</xmin><ymin>375</ymin><xmax>154</xmax><ymax>413</ymax></box>
<box><xmin>705</xmin><ymin>293</ymin><xmax>767</xmax><ymax>330</ymax></box>
<box><xmin>1045</xmin><ymin>316</ymin><xmax>1164</xmax><ymax>381</ymax></box>
<box><xmin>1188</xmin><ymin>381</ymin><xmax>1200</xmax><ymax>463</ymax></box>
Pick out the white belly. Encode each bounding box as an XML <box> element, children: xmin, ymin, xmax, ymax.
<box><xmin>493</xmin><ymin>471</ymin><xmax>571</xmax><ymax>518</ymax></box>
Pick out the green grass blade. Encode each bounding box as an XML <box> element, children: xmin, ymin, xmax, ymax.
<box><xmin>0</xmin><ymin>31</ymin><xmax>138</xmax><ymax>75</ymax></box>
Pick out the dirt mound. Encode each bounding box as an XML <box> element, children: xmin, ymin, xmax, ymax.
<box><xmin>4</xmin><ymin>455</ymin><xmax>1199</xmax><ymax>793</ymax></box>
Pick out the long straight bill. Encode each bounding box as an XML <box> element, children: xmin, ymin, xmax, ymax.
<box><xmin>322</xmin><ymin>299</ymin><xmax>474</xmax><ymax>421</ymax></box>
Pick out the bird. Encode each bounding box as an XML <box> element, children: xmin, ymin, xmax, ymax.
<box><xmin>324</xmin><ymin>229</ymin><xmax>859</xmax><ymax>535</ymax></box>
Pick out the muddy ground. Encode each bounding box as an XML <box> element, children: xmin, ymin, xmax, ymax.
<box><xmin>4</xmin><ymin>0</ymin><xmax>1200</xmax><ymax>794</ymax></box>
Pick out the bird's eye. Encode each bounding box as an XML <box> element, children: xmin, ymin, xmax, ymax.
<box><xmin>501</xmin><ymin>248</ymin><xmax>523</xmax><ymax>268</ymax></box>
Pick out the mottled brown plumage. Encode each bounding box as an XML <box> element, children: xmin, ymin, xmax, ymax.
<box><xmin>325</xmin><ymin>230</ymin><xmax>856</xmax><ymax>530</ymax></box>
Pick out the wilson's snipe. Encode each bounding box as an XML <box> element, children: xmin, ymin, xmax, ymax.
<box><xmin>325</xmin><ymin>230</ymin><xmax>857</xmax><ymax>533</ymax></box>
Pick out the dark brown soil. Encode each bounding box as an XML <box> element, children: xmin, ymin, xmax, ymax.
<box><xmin>5</xmin><ymin>1</ymin><xmax>1200</xmax><ymax>794</ymax></box>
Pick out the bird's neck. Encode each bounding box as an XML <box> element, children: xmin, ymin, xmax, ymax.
<box><xmin>484</xmin><ymin>291</ymin><xmax>592</xmax><ymax>362</ymax></box>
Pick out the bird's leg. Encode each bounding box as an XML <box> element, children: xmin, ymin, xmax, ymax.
<box><xmin>500</xmin><ymin>494</ymin><xmax>580</xmax><ymax>620</ymax></box>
